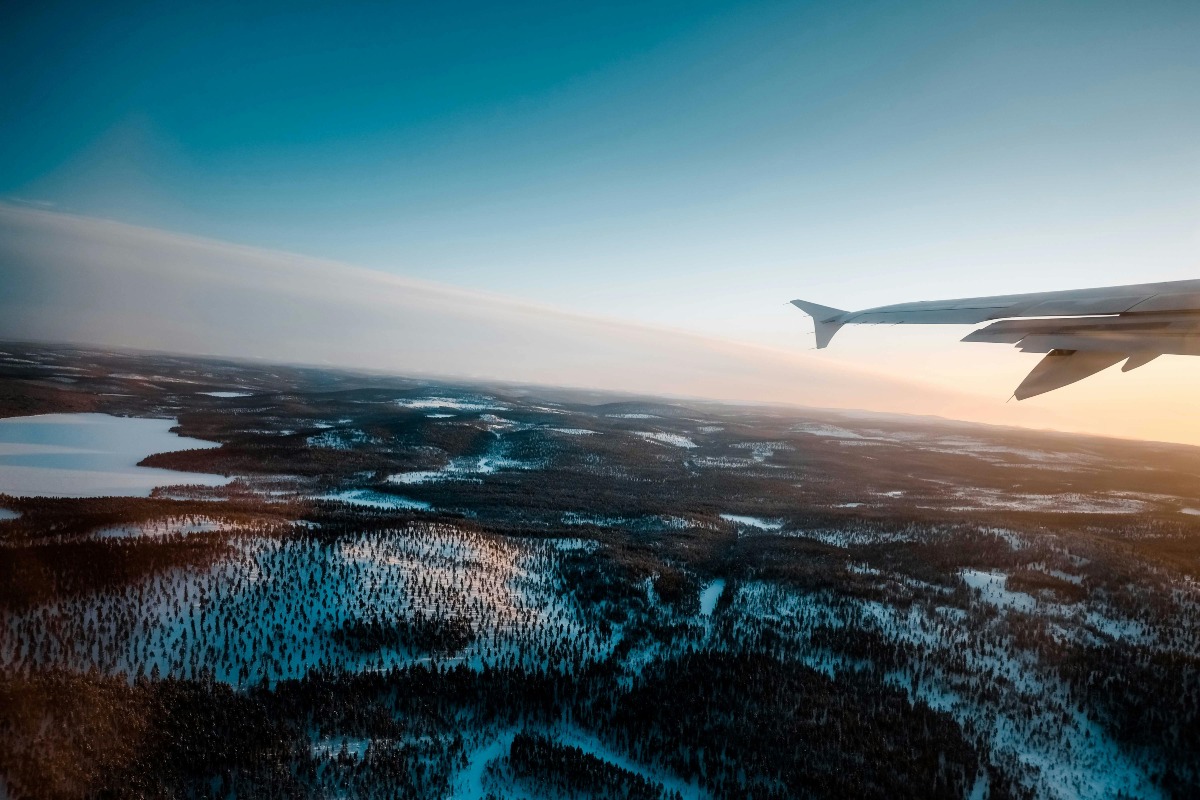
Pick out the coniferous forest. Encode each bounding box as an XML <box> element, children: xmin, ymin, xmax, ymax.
<box><xmin>1</xmin><ymin>343</ymin><xmax>1197</xmax><ymax>799</ymax></box>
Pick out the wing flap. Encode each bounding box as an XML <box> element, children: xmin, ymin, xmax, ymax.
<box><xmin>1014</xmin><ymin>350</ymin><xmax>1126</xmax><ymax>400</ymax></box>
<box><xmin>1016</xmin><ymin>333</ymin><xmax>1200</xmax><ymax>357</ymax></box>
<box><xmin>1123</xmin><ymin>353</ymin><xmax>1160</xmax><ymax>372</ymax></box>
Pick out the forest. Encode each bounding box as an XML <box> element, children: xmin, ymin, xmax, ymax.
<box><xmin>0</xmin><ymin>342</ymin><xmax>1197</xmax><ymax>799</ymax></box>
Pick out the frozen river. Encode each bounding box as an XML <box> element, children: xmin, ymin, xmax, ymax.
<box><xmin>0</xmin><ymin>413</ymin><xmax>230</xmax><ymax>498</ymax></box>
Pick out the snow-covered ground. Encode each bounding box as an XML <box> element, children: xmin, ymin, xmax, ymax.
<box><xmin>961</xmin><ymin>569</ymin><xmax>1037</xmax><ymax>613</ymax></box>
<box><xmin>633</xmin><ymin>431</ymin><xmax>697</xmax><ymax>448</ymax></box>
<box><xmin>0</xmin><ymin>525</ymin><xmax>619</xmax><ymax>685</ymax></box>
<box><xmin>449</xmin><ymin>724</ymin><xmax>710</xmax><ymax>800</ymax></box>
<box><xmin>698</xmin><ymin>580</ymin><xmax>725</xmax><ymax>616</ymax></box>
<box><xmin>720</xmin><ymin>514</ymin><xmax>782</xmax><ymax>531</ymax></box>
<box><xmin>792</xmin><ymin>423</ymin><xmax>869</xmax><ymax>439</ymax></box>
<box><xmin>318</xmin><ymin>489</ymin><xmax>432</xmax><ymax>510</ymax></box>
<box><xmin>91</xmin><ymin>515</ymin><xmax>234</xmax><ymax>539</ymax></box>
<box><xmin>387</xmin><ymin>452</ymin><xmax>541</xmax><ymax>485</ymax></box>
<box><xmin>307</xmin><ymin>429</ymin><xmax>381</xmax><ymax>449</ymax></box>
<box><xmin>949</xmin><ymin>489</ymin><xmax>1149</xmax><ymax>514</ymax></box>
<box><xmin>562</xmin><ymin>512</ymin><xmax>702</xmax><ymax>531</ymax></box>
<box><xmin>396</xmin><ymin>396</ymin><xmax>507</xmax><ymax>412</ymax></box>
<box><xmin>726</xmin><ymin>581</ymin><xmax>1169</xmax><ymax>800</ymax></box>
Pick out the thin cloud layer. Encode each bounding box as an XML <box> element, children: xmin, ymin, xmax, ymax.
<box><xmin>0</xmin><ymin>205</ymin><xmax>1056</xmax><ymax>428</ymax></box>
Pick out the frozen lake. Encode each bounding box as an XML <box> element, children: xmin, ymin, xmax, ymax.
<box><xmin>0</xmin><ymin>413</ymin><xmax>230</xmax><ymax>498</ymax></box>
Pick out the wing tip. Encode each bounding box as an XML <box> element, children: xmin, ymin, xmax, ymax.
<box><xmin>790</xmin><ymin>299</ymin><xmax>848</xmax><ymax>349</ymax></box>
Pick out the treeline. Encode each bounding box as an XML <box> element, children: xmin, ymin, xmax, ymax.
<box><xmin>0</xmin><ymin>670</ymin><xmax>460</xmax><ymax>800</ymax></box>
<box><xmin>506</xmin><ymin>731</ymin><xmax>680</xmax><ymax>800</ymax></box>
<box><xmin>0</xmin><ymin>536</ymin><xmax>232</xmax><ymax>608</ymax></box>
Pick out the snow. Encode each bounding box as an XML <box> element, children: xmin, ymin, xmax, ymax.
<box><xmin>720</xmin><ymin>514</ymin><xmax>782</xmax><ymax>531</ymax></box>
<box><xmin>388</xmin><ymin>452</ymin><xmax>539</xmax><ymax>485</ymax></box>
<box><xmin>92</xmin><ymin>516</ymin><xmax>231</xmax><ymax>539</ymax></box>
<box><xmin>319</xmin><ymin>489</ymin><xmax>432</xmax><ymax>511</ymax></box>
<box><xmin>547</xmin><ymin>427</ymin><xmax>595</xmax><ymax>435</ymax></box>
<box><xmin>0</xmin><ymin>523</ymin><xmax>620</xmax><ymax>685</ymax></box>
<box><xmin>731</xmin><ymin>441</ymin><xmax>793</xmax><ymax>462</ymax></box>
<box><xmin>396</xmin><ymin>396</ymin><xmax>506</xmax><ymax>412</ymax></box>
<box><xmin>949</xmin><ymin>489</ymin><xmax>1148</xmax><ymax>514</ymax></box>
<box><xmin>1181</xmin><ymin>508</ymin><xmax>1200</xmax><ymax>516</ymax></box>
<box><xmin>551</xmin><ymin>725</ymin><xmax>709</xmax><ymax>800</ymax></box>
<box><xmin>726</xmin><ymin>581</ymin><xmax>1167</xmax><ymax>800</ymax></box>
<box><xmin>0</xmin><ymin>413</ymin><xmax>230</xmax><ymax>498</ymax></box>
<box><xmin>199</xmin><ymin>391</ymin><xmax>252</xmax><ymax>398</ymax></box>
<box><xmin>606</xmin><ymin>413</ymin><xmax>657</xmax><ymax>419</ymax></box>
<box><xmin>449</xmin><ymin>725</ymin><xmax>709</xmax><ymax>800</ymax></box>
<box><xmin>307</xmin><ymin>429</ymin><xmax>380</xmax><ymax>449</ymax></box>
<box><xmin>698</xmin><ymin>579</ymin><xmax>725</xmax><ymax>616</ymax></box>
<box><xmin>633</xmin><ymin>432</ymin><xmax>697</xmax><ymax>448</ymax></box>
<box><xmin>691</xmin><ymin>456</ymin><xmax>754</xmax><ymax>469</ymax></box>
<box><xmin>561</xmin><ymin>512</ymin><xmax>704</xmax><ymax>531</ymax></box>
<box><xmin>453</xmin><ymin>729</ymin><xmax>516</xmax><ymax>799</ymax></box>
<box><xmin>961</xmin><ymin>570</ymin><xmax>1037</xmax><ymax>613</ymax></box>
<box><xmin>792</xmin><ymin>423</ymin><xmax>868</xmax><ymax>439</ymax></box>
<box><xmin>310</xmin><ymin>735</ymin><xmax>372</xmax><ymax>759</ymax></box>
<box><xmin>1085</xmin><ymin>611</ymin><xmax>1148</xmax><ymax>641</ymax></box>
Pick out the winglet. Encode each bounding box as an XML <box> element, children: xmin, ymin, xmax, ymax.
<box><xmin>790</xmin><ymin>300</ymin><xmax>848</xmax><ymax>349</ymax></box>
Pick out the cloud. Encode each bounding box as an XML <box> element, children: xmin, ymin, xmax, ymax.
<box><xmin>0</xmin><ymin>204</ymin><xmax>1061</xmax><ymax>428</ymax></box>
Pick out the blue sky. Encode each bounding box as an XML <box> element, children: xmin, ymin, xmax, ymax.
<box><xmin>3</xmin><ymin>0</ymin><xmax>1200</xmax><ymax>439</ymax></box>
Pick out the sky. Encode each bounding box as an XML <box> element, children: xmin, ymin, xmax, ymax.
<box><xmin>2</xmin><ymin>1</ymin><xmax>1199</xmax><ymax>442</ymax></box>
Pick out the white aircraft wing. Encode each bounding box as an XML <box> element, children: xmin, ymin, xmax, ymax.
<box><xmin>792</xmin><ymin>278</ymin><xmax>1200</xmax><ymax>399</ymax></box>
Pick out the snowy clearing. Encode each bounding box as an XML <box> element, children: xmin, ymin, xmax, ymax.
<box><xmin>634</xmin><ymin>432</ymin><xmax>697</xmax><ymax>448</ymax></box>
<box><xmin>318</xmin><ymin>489</ymin><xmax>432</xmax><ymax>510</ymax></box>
<box><xmin>720</xmin><ymin>514</ymin><xmax>782</xmax><ymax>531</ymax></box>
<box><xmin>698</xmin><ymin>580</ymin><xmax>725</xmax><ymax>616</ymax></box>
<box><xmin>396</xmin><ymin>396</ymin><xmax>507</xmax><ymax>412</ymax></box>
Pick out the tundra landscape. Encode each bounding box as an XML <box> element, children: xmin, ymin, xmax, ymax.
<box><xmin>1</xmin><ymin>343</ymin><xmax>1197</xmax><ymax>799</ymax></box>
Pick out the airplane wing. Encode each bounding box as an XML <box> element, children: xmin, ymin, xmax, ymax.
<box><xmin>792</xmin><ymin>279</ymin><xmax>1200</xmax><ymax>399</ymax></box>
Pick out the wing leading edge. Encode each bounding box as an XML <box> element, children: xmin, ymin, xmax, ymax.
<box><xmin>792</xmin><ymin>279</ymin><xmax>1200</xmax><ymax>399</ymax></box>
